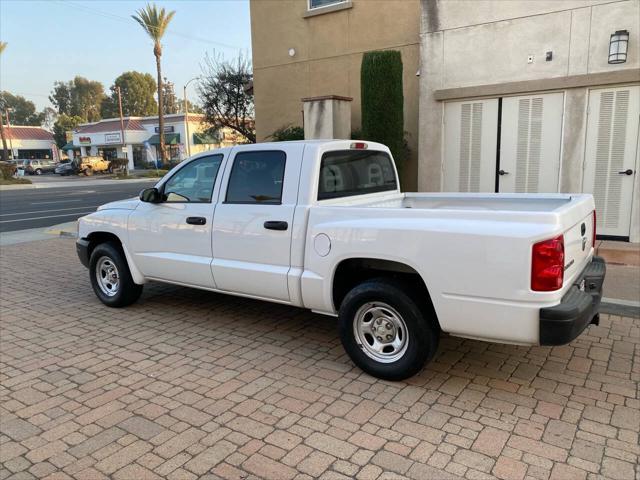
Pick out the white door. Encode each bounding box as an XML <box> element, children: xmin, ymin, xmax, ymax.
<box><xmin>211</xmin><ymin>144</ymin><xmax>304</xmax><ymax>302</ymax></box>
<box><xmin>127</xmin><ymin>154</ymin><xmax>225</xmax><ymax>288</ymax></box>
<box><xmin>583</xmin><ymin>86</ymin><xmax>639</xmax><ymax>238</ymax></box>
<box><xmin>499</xmin><ymin>92</ymin><xmax>564</xmax><ymax>193</ymax></box>
<box><xmin>443</xmin><ymin>99</ymin><xmax>498</xmax><ymax>192</ymax></box>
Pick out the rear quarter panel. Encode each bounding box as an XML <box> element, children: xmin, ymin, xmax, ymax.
<box><xmin>302</xmin><ymin>198</ymin><xmax>594</xmax><ymax>345</ymax></box>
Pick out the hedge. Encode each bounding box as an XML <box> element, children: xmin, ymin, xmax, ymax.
<box><xmin>360</xmin><ymin>50</ymin><xmax>404</xmax><ymax>168</ymax></box>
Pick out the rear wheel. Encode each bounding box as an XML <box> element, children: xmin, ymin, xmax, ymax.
<box><xmin>83</xmin><ymin>167</ymin><xmax>93</xmax><ymax>176</ymax></box>
<box><xmin>89</xmin><ymin>242</ymin><xmax>142</xmax><ymax>307</ymax></box>
<box><xmin>35</xmin><ymin>168</ymin><xmax>43</xmax><ymax>175</ymax></box>
<box><xmin>339</xmin><ymin>278</ymin><xmax>439</xmax><ymax>381</ymax></box>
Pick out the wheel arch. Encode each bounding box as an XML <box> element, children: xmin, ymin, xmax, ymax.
<box><xmin>85</xmin><ymin>231</ymin><xmax>144</xmax><ymax>284</ymax></box>
<box><xmin>331</xmin><ymin>257</ymin><xmax>440</xmax><ymax>329</ymax></box>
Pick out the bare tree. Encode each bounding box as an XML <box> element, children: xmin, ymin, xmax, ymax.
<box><xmin>198</xmin><ymin>52</ymin><xmax>255</xmax><ymax>143</ymax></box>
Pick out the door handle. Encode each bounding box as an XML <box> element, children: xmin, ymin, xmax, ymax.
<box><xmin>264</xmin><ymin>221</ymin><xmax>288</xmax><ymax>231</ymax></box>
<box><xmin>186</xmin><ymin>216</ymin><xmax>206</xmax><ymax>225</ymax></box>
<box><xmin>618</xmin><ymin>169</ymin><xmax>634</xmax><ymax>176</ymax></box>
<box><xmin>498</xmin><ymin>169</ymin><xmax>509</xmax><ymax>176</ymax></box>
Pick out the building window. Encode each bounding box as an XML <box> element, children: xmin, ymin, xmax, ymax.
<box><xmin>309</xmin><ymin>0</ymin><xmax>346</xmax><ymax>9</ymax></box>
<box><xmin>305</xmin><ymin>0</ymin><xmax>352</xmax><ymax>16</ymax></box>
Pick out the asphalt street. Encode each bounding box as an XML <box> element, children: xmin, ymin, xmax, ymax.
<box><xmin>0</xmin><ymin>181</ymin><xmax>149</xmax><ymax>232</ymax></box>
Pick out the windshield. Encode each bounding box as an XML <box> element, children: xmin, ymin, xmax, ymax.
<box><xmin>318</xmin><ymin>150</ymin><xmax>398</xmax><ymax>200</ymax></box>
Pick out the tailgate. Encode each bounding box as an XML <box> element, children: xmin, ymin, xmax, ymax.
<box><xmin>563</xmin><ymin>209</ymin><xmax>595</xmax><ymax>284</ymax></box>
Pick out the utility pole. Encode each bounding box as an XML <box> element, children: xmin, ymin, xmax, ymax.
<box><xmin>183</xmin><ymin>77</ymin><xmax>199</xmax><ymax>159</ymax></box>
<box><xmin>116</xmin><ymin>87</ymin><xmax>127</xmax><ymax>173</ymax></box>
<box><xmin>0</xmin><ymin>114</ymin><xmax>8</xmax><ymax>162</ymax></box>
<box><xmin>5</xmin><ymin>110</ymin><xmax>14</xmax><ymax>160</ymax></box>
<box><xmin>183</xmin><ymin>84</ymin><xmax>191</xmax><ymax>158</ymax></box>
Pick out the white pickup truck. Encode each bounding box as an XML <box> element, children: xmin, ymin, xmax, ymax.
<box><xmin>77</xmin><ymin>140</ymin><xmax>605</xmax><ymax>380</ymax></box>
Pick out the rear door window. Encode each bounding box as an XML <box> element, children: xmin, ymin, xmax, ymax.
<box><xmin>225</xmin><ymin>151</ymin><xmax>286</xmax><ymax>204</ymax></box>
<box><xmin>318</xmin><ymin>150</ymin><xmax>397</xmax><ymax>200</ymax></box>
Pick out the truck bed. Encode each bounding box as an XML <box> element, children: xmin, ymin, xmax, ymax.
<box><xmin>337</xmin><ymin>192</ymin><xmax>577</xmax><ymax>213</ymax></box>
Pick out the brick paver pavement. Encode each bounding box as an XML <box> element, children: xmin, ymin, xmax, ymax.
<box><xmin>1</xmin><ymin>238</ymin><xmax>639</xmax><ymax>480</ymax></box>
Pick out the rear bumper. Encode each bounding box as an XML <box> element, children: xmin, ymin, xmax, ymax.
<box><xmin>76</xmin><ymin>238</ymin><xmax>90</xmax><ymax>268</ymax></box>
<box><xmin>539</xmin><ymin>256</ymin><xmax>606</xmax><ymax>346</ymax></box>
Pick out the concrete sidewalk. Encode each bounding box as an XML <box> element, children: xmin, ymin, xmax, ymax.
<box><xmin>0</xmin><ymin>177</ymin><xmax>158</xmax><ymax>191</ymax></box>
<box><xmin>0</xmin><ymin>222</ymin><xmax>77</xmax><ymax>246</ymax></box>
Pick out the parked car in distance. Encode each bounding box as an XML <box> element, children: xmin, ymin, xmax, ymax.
<box><xmin>22</xmin><ymin>159</ymin><xmax>57</xmax><ymax>175</ymax></box>
<box><xmin>55</xmin><ymin>159</ymin><xmax>77</xmax><ymax>176</ymax></box>
<box><xmin>76</xmin><ymin>140</ymin><xmax>605</xmax><ymax>380</ymax></box>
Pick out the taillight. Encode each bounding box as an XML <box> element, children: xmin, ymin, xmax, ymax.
<box><xmin>592</xmin><ymin>210</ymin><xmax>597</xmax><ymax>247</ymax></box>
<box><xmin>531</xmin><ymin>235</ymin><xmax>564</xmax><ymax>291</ymax></box>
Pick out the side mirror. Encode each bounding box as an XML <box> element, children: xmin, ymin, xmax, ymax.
<box><xmin>140</xmin><ymin>187</ymin><xmax>162</xmax><ymax>203</ymax></box>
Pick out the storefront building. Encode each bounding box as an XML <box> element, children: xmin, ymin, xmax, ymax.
<box><xmin>4</xmin><ymin>126</ymin><xmax>56</xmax><ymax>159</ymax></box>
<box><xmin>68</xmin><ymin>114</ymin><xmax>232</xmax><ymax>170</ymax></box>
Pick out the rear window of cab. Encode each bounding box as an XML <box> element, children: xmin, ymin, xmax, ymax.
<box><xmin>318</xmin><ymin>150</ymin><xmax>397</xmax><ymax>200</ymax></box>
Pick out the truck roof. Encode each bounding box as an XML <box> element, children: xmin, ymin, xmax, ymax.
<box><xmin>235</xmin><ymin>139</ymin><xmax>390</xmax><ymax>149</ymax></box>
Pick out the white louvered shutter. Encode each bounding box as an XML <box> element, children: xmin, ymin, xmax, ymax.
<box><xmin>443</xmin><ymin>99</ymin><xmax>498</xmax><ymax>192</ymax></box>
<box><xmin>499</xmin><ymin>93</ymin><xmax>563</xmax><ymax>193</ymax></box>
<box><xmin>583</xmin><ymin>86</ymin><xmax>639</xmax><ymax>237</ymax></box>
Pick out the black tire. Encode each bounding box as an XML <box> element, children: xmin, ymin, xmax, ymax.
<box><xmin>83</xmin><ymin>167</ymin><xmax>93</xmax><ymax>176</ymax></box>
<box><xmin>339</xmin><ymin>278</ymin><xmax>439</xmax><ymax>381</ymax></box>
<box><xmin>35</xmin><ymin>169</ymin><xmax>43</xmax><ymax>175</ymax></box>
<box><xmin>89</xmin><ymin>242</ymin><xmax>143</xmax><ymax>308</ymax></box>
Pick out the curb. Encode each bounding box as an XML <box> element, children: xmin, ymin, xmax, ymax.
<box><xmin>0</xmin><ymin>183</ymin><xmax>37</xmax><ymax>191</ymax></box>
<box><xmin>45</xmin><ymin>221</ymin><xmax>78</xmax><ymax>238</ymax></box>
<box><xmin>600</xmin><ymin>300</ymin><xmax>640</xmax><ymax>318</ymax></box>
<box><xmin>0</xmin><ymin>177</ymin><xmax>158</xmax><ymax>191</ymax></box>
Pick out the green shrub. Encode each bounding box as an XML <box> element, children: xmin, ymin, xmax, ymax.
<box><xmin>108</xmin><ymin>158</ymin><xmax>129</xmax><ymax>172</ymax></box>
<box><xmin>360</xmin><ymin>50</ymin><xmax>404</xmax><ymax>169</ymax></box>
<box><xmin>0</xmin><ymin>162</ymin><xmax>16</xmax><ymax>180</ymax></box>
<box><xmin>269</xmin><ymin>125</ymin><xmax>304</xmax><ymax>142</ymax></box>
<box><xmin>0</xmin><ymin>177</ymin><xmax>31</xmax><ymax>185</ymax></box>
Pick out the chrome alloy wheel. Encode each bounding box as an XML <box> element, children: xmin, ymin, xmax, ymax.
<box><xmin>96</xmin><ymin>256</ymin><xmax>120</xmax><ymax>297</ymax></box>
<box><xmin>353</xmin><ymin>302</ymin><xmax>409</xmax><ymax>363</ymax></box>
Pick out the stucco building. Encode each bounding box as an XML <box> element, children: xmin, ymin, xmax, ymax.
<box><xmin>68</xmin><ymin>114</ymin><xmax>234</xmax><ymax>170</ymax></box>
<box><xmin>418</xmin><ymin>0</ymin><xmax>640</xmax><ymax>241</ymax></box>
<box><xmin>250</xmin><ymin>0</ymin><xmax>422</xmax><ymax>187</ymax></box>
<box><xmin>3</xmin><ymin>126</ymin><xmax>56</xmax><ymax>159</ymax></box>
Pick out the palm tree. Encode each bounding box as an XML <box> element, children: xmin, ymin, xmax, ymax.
<box><xmin>132</xmin><ymin>4</ymin><xmax>175</xmax><ymax>164</ymax></box>
<box><xmin>0</xmin><ymin>42</ymin><xmax>9</xmax><ymax>162</ymax></box>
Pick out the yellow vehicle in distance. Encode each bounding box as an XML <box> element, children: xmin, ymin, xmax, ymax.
<box><xmin>77</xmin><ymin>156</ymin><xmax>112</xmax><ymax>176</ymax></box>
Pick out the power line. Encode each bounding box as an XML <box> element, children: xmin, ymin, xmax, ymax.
<box><xmin>53</xmin><ymin>0</ymin><xmax>245</xmax><ymax>51</ymax></box>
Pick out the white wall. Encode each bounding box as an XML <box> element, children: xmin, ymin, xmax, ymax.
<box><xmin>419</xmin><ymin>0</ymin><xmax>639</xmax><ymax>191</ymax></box>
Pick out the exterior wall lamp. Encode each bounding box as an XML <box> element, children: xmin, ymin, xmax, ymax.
<box><xmin>608</xmin><ymin>30</ymin><xmax>629</xmax><ymax>64</ymax></box>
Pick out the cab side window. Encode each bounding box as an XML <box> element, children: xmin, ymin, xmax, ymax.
<box><xmin>162</xmin><ymin>154</ymin><xmax>223</xmax><ymax>203</ymax></box>
<box><xmin>225</xmin><ymin>151</ymin><xmax>286</xmax><ymax>204</ymax></box>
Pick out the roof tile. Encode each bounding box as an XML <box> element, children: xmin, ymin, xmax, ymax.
<box><xmin>4</xmin><ymin>126</ymin><xmax>54</xmax><ymax>141</ymax></box>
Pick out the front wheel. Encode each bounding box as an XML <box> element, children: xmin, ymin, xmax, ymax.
<box><xmin>35</xmin><ymin>169</ymin><xmax>43</xmax><ymax>175</ymax></box>
<box><xmin>89</xmin><ymin>242</ymin><xmax>143</xmax><ymax>307</ymax></box>
<box><xmin>339</xmin><ymin>279</ymin><xmax>439</xmax><ymax>381</ymax></box>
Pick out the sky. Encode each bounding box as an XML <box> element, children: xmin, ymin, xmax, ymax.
<box><xmin>0</xmin><ymin>0</ymin><xmax>252</xmax><ymax>111</ymax></box>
